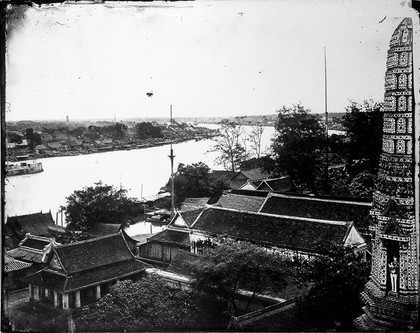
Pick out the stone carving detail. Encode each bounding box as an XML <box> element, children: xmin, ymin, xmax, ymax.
<box><xmin>355</xmin><ymin>17</ymin><xmax>418</xmax><ymax>331</ymax></box>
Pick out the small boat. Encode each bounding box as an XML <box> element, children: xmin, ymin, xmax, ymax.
<box><xmin>6</xmin><ymin>161</ymin><xmax>44</xmax><ymax>176</ymax></box>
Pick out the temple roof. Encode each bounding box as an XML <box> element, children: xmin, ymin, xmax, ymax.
<box><xmin>179</xmin><ymin>197</ymin><xmax>209</xmax><ymax>212</ymax></box>
<box><xmin>4</xmin><ymin>253</ymin><xmax>33</xmax><ymax>273</ymax></box>
<box><xmin>191</xmin><ymin>207</ymin><xmax>355</xmax><ymax>254</ymax></box>
<box><xmin>166</xmin><ymin>250</ymin><xmax>202</xmax><ymax>276</ymax></box>
<box><xmin>259</xmin><ymin>194</ymin><xmax>371</xmax><ymax>231</ymax></box>
<box><xmin>5</xmin><ymin>212</ymin><xmax>55</xmax><ymax>249</ymax></box>
<box><xmin>26</xmin><ymin>232</ymin><xmax>149</xmax><ymax>292</ymax></box>
<box><xmin>52</xmin><ymin>232</ymin><xmax>135</xmax><ymax>274</ymax></box>
<box><xmin>177</xmin><ymin>209</ymin><xmax>203</xmax><ymax>227</ymax></box>
<box><xmin>7</xmin><ymin>234</ymin><xmax>51</xmax><ymax>264</ymax></box>
<box><xmin>147</xmin><ymin>229</ymin><xmax>190</xmax><ymax>247</ymax></box>
<box><xmin>213</xmin><ymin>193</ymin><xmax>266</xmax><ymax>212</ymax></box>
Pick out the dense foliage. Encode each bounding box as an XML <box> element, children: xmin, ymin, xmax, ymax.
<box><xmin>63</xmin><ymin>182</ymin><xmax>142</xmax><ymax>231</ymax></box>
<box><xmin>189</xmin><ymin>239</ymin><xmax>290</xmax><ymax>315</ymax></box>
<box><xmin>134</xmin><ymin>122</ymin><xmax>164</xmax><ymax>139</ymax></box>
<box><xmin>169</xmin><ymin>162</ymin><xmax>229</xmax><ymax>205</ymax></box>
<box><xmin>25</xmin><ymin>128</ymin><xmax>42</xmax><ymax>150</ymax></box>
<box><xmin>271</xmin><ymin>104</ymin><xmax>326</xmax><ymax>192</ymax></box>
<box><xmin>342</xmin><ymin>100</ymin><xmax>383</xmax><ymax>173</ymax></box>
<box><xmin>298</xmin><ymin>244</ymin><xmax>370</xmax><ymax>331</ymax></box>
<box><xmin>77</xmin><ymin>277</ymin><xmax>229</xmax><ymax>331</ymax></box>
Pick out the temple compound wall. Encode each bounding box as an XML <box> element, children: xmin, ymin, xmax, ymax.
<box><xmin>354</xmin><ymin>17</ymin><xmax>419</xmax><ymax>331</ymax></box>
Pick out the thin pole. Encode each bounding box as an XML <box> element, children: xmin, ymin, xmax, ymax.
<box><xmin>324</xmin><ymin>47</ymin><xmax>329</xmax><ymax>194</ymax></box>
<box><xmin>169</xmin><ymin>105</ymin><xmax>175</xmax><ymax>217</ymax></box>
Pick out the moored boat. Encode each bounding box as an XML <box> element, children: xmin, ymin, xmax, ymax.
<box><xmin>6</xmin><ymin>161</ymin><xmax>44</xmax><ymax>176</ymax></box>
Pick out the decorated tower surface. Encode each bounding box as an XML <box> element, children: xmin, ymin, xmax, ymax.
<box><xmin>354</xmin><ymin>17</ymin><xmax>418</xmax><ymax>331</ymax></box>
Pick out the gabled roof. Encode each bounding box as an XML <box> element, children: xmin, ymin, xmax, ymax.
<box><xmin>177</xmin><ymin>209</ymin><xmax>203</xmax><ymax>227</ymax></box>
<box><xmin>233</xmin><ymin>168</ymin><xmax>270</xmax><ymax>181</ymax></box>
<box><xmin>166</xmin><ymin>250</ymin><xmax>202</xmax><ymax>276</ymax></box>
<box><xmin>6</xmin><ymin>212</ymin><xmax>55</xmax><ymax>240</ymax></box>
<box><xmin>257</xmin><ymin>177</ymin><xmax>292</xmax><ymax>192</ymax></box>
<box><xmin>213</xmin><ymin>193</ymin><xmax>266</xmax><ymax>212</ymax></box>
<box><xmin>179</xmin><ymin>197</ymin><xmax>209</xmax><ymax>212</ymax></box>
<box><xmin>147</xmin><ymin>229</ymin><xmax>190</xmax><ymax>248</ymax></box>
<box><xmin>52</xmin><ymin>232</ymin><xmax>134</xmax><ymax>274</ymax></box>
<box><xmin>259</xmin><ymin>193</ymin><xmax>371</xmax><ymax>231</ymax></box>
<box><xmin>89</xmin><ymin>223</ymin><xmax>121</xmax><ymax>237</ymax></box>
<box><xmin>191</xmin><ymin>207</ymin><xmax>357</xmax><ymax>255</ymax></box>
<box><xmin>7</xmin><ymin>234</ymin><xmax>51</xmax><ymax>264</ymax></box>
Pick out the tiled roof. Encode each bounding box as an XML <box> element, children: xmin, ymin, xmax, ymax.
<box><xmin>179</xmin><ymin>197</ymin><xmax>209</xmax><ymax>212</ymax></box>
<box><xmin>64</xmin><ymin>260</ymin><xmax>147</xmax><ymax>291</ymax></box>
<box><xmin>178</xmin><ymin>209</ymin><xmax>203</xmax><ymax>227</ymax></box>
<box><xmin>238</xmin><ymin>168</ymin><xmax>270</xmax><ymax>181</ymax></box>
<box><xmin>89</xmin><ymin>223</ymin><xmax>121</xmax><ymax>237</ymax></box>
<box><xmin>230</xmin><ymin>189</ymin><xmax>269</xmax><ymax>197</ymax></box>
<box><xmin>26</xmin><ymin>270</ymin><xmax>67</xmax><ymax>291</ymax></box>
<box><xmin>213</xmin><ymin>193</ymin><xmax>266</xmax><ymax>212</ymax></box>
<box><xmin>53</xmin><ymin>232</ymin><xmax>134</xmax><ymax>274</ymax></box>
<box><xmin>4</xmin><ymin>254</ymin><xmax>33</xmax><ymax>272</ymax></box>
<box><xmin>20</xmin><ymin>237</ymin><xmax>50</xmax><ymax>250</ymax></box>
<box><xmin>259</xmin><ymin>194</ymin><xmax>371</xmax><ymax>231</ymax></box>
<box><xmin>148</xmin><ymin>229</ymin><xmax>190</xmax><ymax>247</ymax></box>
<box><xmin>257</xmin><ymin>177</ymin><xmax>292</xmax><ymax>192</ymax></box>
<box><xmin>166</xmin><ymin>250</ymin><xmax>202</xmax><ymax>276</ymax></box>
<box><xmin>191</xmin><ymin>207</ymin><xmax>353</xmax><ymax>254</ymax></box>
<box><xmin>7</xmin><ymin>247</ymin><xmax>44</xmax><ymax>264</ymax></box>
<box><xmin>6</xmin><ymin>212</ymin><xmax>55</xmax><ymax>239</ymax></box>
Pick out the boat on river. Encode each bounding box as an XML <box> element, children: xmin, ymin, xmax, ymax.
<box><xmin>6</xmin><ymin>161</ymin><xmax>44</xmax><ymax>176</ymax></box>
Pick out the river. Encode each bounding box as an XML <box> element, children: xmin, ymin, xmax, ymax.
<box><xmin>5</xmin><ymin>125</ymin><xmax>275</xmax><ymax>233</ymax></box>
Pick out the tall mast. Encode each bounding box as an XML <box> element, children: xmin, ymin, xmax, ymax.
<box><xmin>324</xmin><ymin>47</ymin><xmax>329</xmax><ymax>193</ymax></box>
<box><xmin>169</xmin><ymin>105</ymin><xmax>175</xmax><ymax>217</ymax></box>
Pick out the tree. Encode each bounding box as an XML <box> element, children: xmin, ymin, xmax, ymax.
<box><xmin>134</xmin><ymin>122</ymin><xmax>164</xmax><ymax>140</ymax></box>
<box><xmin>212</xmin><ymin>119</ymin><xmax>248</xmax><ymax>173</ymax></box>
<box><xmin>297</xmin><ymin>244</ymin><xmax>370</xmax><ymax>331</ymax></box>
<box><xmin>168</xmin><ymin>162</ymin><xmax>229</xmax><ymax>206</ymax></box>
<box><xmin>25</xmin><ymin>128</ymin><xmax>42</xmax><ymax>151</ymax></box>
<box><xmin>189</xmin><ymin>239</ymin><xmax>290</xmax><ymax>316</ymax></box>
<box><xmin>249</xmin><ymin>116</ymin><xmax>268</xmax><ymax>159</ymax></box>
<box><xmin>76</xmin><ymin>276</ymin><xmax>229</xmax><ymax>331</ymax></box>
<box><xmin>63</xmin><ymin>182</ymin><xmax>142</xmax><ymax>231</ymax></box>
<box><xmin>7</xmin><ymin>132</ymin><xmax>23</xmax><ymax>144</ymax></box>
<box><xmin>342</xmin><ymin>99</ymin><xmax>383</xmax><ymax>173</ymax></box>
<box><xmin>271</xmin><ymin>104</ymin><xmax>326</xmax><ymax>192</ymax></box>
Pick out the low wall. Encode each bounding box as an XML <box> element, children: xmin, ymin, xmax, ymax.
<box><xmin>228</xmin><ymin>297</ymin><xmax>300</xmax><ymax>330</ymax></box>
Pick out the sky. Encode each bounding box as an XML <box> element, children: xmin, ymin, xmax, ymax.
<box><xmin>5</xmin><ymin>0</ymin><xmax>416</xmax><ymax>121</ymax></box>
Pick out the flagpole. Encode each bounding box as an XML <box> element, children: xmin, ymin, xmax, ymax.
<box><xmin>169</xmin><ymin>105</ymin><xmax>175</xmax><ymax>217</ymax></box>
<box><xmin>324</xmin><ymin>47</ymin><xmax>329</xmax><ymax>194</ymax></box>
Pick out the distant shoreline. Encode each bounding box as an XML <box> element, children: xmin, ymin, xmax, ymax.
<box><xmin>7</xmin><ymin>135</ymin><xmax>218</xmax><ymax>163</ymax></box>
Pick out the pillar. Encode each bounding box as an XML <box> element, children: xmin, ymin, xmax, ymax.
<box><xmin>54</xmin><ymin>291</ymin><xmax>58</xmax><ymax>308</ymax></box>
<box><xmin>44</xmin><ymin>288</ymin><xmax>49</xmax><ymax>298</ymax></box>
<box><xmin>95</xmin><ymin>285</ymin><xmax>101</xmax><ymax>300</ymax></box>
<box><xmin>33</xmin><ymin>286</ymin><xmax>40</xmax><ymax>301</ymax></box>
<box><xmin>62</xmin><ymin>293</ymin><xmax>69</xmax><ymax>310</ymax></box>
<box><xmin>29</xmin><ymin>283</ymin><xmax>34</xmax><ymax>300</ymax></box>
<box><xmin>75</xmin><ymin>290</ymin><xmax>81</xmax><ymax>308</ymax></box>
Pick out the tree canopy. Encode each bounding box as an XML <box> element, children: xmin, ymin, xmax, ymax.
<box><xmin>189</xmin><ymin>239</ymin><xmax>290</xmax><ymax>316</ymax></box>
<box><xmin>134</xmin><ymin>122</ymin><xmax>164</xmax><ymax>140</ymax></box>
<box><xmin>342</xmin><ymin>99</ymin><xmax>383</xmax><ymax>173</ymax></box>
<box><xmin>76</xmin><ymin>276</ymin><xmax>228</xmax><ymax>331</ymax></box>
<box><xmin>63</xmin><ymin>182</ymin><xmax>142</xmax><ymax>231</ymax></box>
<box><xmin>168</xmin><ymin>162</ymin><xmax>229</xmax><ymax>206</ymax></box>
<box><xmin>297</xmin><ymin>244</ymin><xmax>370</xmax><ymax>331</ymax></box>
<box><xmin>212</xmin><ymin>119</ymin><xmax>248</xmax><ymax>173</ymax></box>
<box><xmin>271</xmin><ymin>104</ymin><xmax>326</xmax><ymax>192</ymax></box>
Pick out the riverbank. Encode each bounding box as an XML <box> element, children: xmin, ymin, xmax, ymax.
<box><xmin>7</xmin><ymin>134</ymin><xmax>219</xmax><ymax>162</ymax></box>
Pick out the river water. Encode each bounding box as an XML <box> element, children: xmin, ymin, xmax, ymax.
<box><xmin>5</xmin><ymin>125</ymin><xmax>275</xmax><ymax>234</ymax></box>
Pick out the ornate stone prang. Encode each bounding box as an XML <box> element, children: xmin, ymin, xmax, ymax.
<box><xmin>354</xmin><ymin>17</ymin><xmax>418</xmax><ymax>331</ymax></box>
